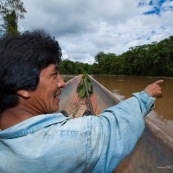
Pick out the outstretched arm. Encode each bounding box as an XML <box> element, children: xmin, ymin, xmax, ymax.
<box><xmin>87</xmin><ymin>80</ymin><xmax>164</xmax><ymax>172</ymax></box>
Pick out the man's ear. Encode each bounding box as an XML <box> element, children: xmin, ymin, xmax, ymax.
<box><xmin>17</xmin><ymin>90</ymin><xmax>30</xmax><ymax>98</ymax></box>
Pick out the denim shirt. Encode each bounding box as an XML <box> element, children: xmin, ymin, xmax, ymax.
<box><xmin>0</xmin><ymin>91</ymin><xmax>155</xmax><ymax>173</ymax></box>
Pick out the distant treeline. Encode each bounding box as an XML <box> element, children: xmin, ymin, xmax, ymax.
<box><xmin>59</xmin><ymin>36</ymin><xmax>173</xmax><ymax>76</ymax></box>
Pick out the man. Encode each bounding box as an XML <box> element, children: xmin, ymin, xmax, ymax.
<box><xmin>0</xmin><ymin>30</ymin><xmax>163</xmax><ymax>173</ymax></box>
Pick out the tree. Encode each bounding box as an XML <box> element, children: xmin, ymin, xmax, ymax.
<box><xmin>0</xmin><ymin>0</ymin><xmax>26</xmax><ymax>35</ymax></box>
<box><xmin>60</xmin><ymin>35</ymin><xmax>173</xmax><ymax>76</ymax></box>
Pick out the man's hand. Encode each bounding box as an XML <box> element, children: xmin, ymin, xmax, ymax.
<box><xmin>144</xmin><ymin>80</ymin><xmax>164</xmax><ymax>98</ymax></box>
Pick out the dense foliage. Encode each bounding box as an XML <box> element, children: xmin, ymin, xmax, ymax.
<box><xmin>59</xmin><ymin>36</ymin><xmax>173</xmax><ymax>76</ymax></box>
<box><xmin>0</xmin><ymin>0</ymin><xmax>26</xmax><ymax>35</ymax></box>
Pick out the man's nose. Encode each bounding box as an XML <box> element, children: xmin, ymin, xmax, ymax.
<box><xmin>57</xmin><ymin>74</ymin><xmax>65</xmax><ymax>88</ymax></box>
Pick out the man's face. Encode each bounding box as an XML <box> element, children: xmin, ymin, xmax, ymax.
<box><xmin>27</xmin><ymin>64</ymin><xmax>65</xmax><ymax>114</ymax></box>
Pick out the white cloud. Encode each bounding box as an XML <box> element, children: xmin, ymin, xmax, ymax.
<box><xmin>19</xmin><ymin>0</ymin><xmax>173</xmax><ymax>64</ymax></box>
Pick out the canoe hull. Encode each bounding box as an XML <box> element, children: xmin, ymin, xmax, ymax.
<box><xmin>59</xmin><ymin>75</ymin><xmax>173</xmax><ymax>172</ymax></box>
<box><xmin>59</xmin><ymin>75</ymin><xmax>121</xmax><ymax>116</ymax></box>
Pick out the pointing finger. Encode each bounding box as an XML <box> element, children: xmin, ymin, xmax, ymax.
<box><xmin>154</xmin><ymin>80</ymin><xmax>164</xmax><ymax>85</ymax></box>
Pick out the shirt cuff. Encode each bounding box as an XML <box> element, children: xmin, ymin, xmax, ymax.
<box><xmin>132</xmin><ymin>91</ymin><xmax>156</xmax><ymax>116</ymax></box>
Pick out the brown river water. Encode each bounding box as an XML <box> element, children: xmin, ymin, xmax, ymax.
<box><xmin>63</xmin><ymin>75</ymin><xmax>173</xmax><ymax>137</ymax></box>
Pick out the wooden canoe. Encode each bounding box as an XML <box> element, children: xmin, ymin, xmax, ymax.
<box><xmin>58</xmin><ymin>75</ymin><xmax>173</xmax><ymax>172</ymax></box>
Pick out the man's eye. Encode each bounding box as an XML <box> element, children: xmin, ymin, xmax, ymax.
<box><xmin>52</xmin><ymin>72</ymin><xmax>58</xmax><ymax>78</ymax></box>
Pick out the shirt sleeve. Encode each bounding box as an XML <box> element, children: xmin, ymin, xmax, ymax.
<box><xmin>85</xmin><ymin>91</ymin><xmax>155</xmax><ymax>173</ymax></box>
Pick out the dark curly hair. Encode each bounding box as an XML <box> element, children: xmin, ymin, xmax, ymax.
<box><xmin>0</xmin><ymin>30</ymin><xmax>62</xmax><ymax>113</ymax></box>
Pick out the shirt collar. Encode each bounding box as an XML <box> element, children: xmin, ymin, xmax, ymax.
<box><xmin>0</xmin><ymin>113</ymin><xmax>69</xmax><ymax>139</ymax></box>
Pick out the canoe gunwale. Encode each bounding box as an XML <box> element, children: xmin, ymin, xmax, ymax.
<box><xmin>89</xmin><ymin>76</ymin><xmax>122</xmax><ymax>103</ymax></box>
<box><xmin>145</xmin><ymin>118</ymin><xmax>173</xmax><ymax>150</ymax></box>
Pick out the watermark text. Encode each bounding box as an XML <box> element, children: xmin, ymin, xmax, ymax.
<box><xmin>157</xmin><ymin>165</ymin><xmax>173</xmax><ymax>170</ymax></box>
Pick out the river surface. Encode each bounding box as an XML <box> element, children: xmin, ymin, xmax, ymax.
<box><xmin>63</xmin><ymin>75</ymin><xmax>173</xmax><ymax>137</ymax></box>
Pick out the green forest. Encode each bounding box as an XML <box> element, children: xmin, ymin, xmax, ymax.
<box><xmin>60</xmin><ymin>36</ymin><xmax>173</xmax><ymax>77</ymax></box>
<box><xmin>1</xmin><ymin>1</ymin><xmax>173</xmax><ymax>77</ymax></box>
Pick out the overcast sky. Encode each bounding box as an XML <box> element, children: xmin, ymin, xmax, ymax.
<box><xmin>19</xmin><ymin>0</ymin><xmax>173</xmax><ymax>64</ymax></box>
